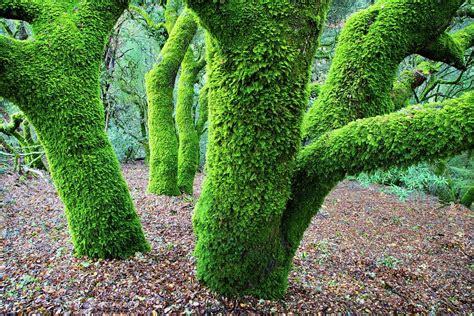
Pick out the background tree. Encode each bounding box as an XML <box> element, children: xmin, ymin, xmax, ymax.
<box><xmin>0</xmin><ymin>0</ymin><xmax>149</xmax><ymax>258</ymax></box>
<box><xmin>186</xmin><ymin>0</ymin><xmax>473</xmax><ymax>299</ymax></box>
<box><xmin>176</xmin><ymin>42</ymin><xmax>206</xmax><ymax>193</ymax></box>
<box><xmin>146</xmin><ymin>0</ymin><xmax>208</xmax><ymax>195</ymax></box>
<box><xmin>146</xmin><ymin>2</ymin><xmax>198</xmax><ymax>195</ymax></box>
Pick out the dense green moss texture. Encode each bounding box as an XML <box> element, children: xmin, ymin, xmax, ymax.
<box><xmin>0</xmin><ymin>0</ymin><xmax>149</xmax><ymax>258</ymax></box>
<box><xmin>302</xmin><ymin>0</ymin><xmax>467</xmax><ymax>140</ymax></box>
<box><xmin>145</xmin><ymin>8</ymin><xmax>197</xmax><ymax>196</ymax></box>
<box><xmin>186</xmin><ymin>0</ymin><xmax>473</xmax><ymax>298</ymax></box>
<box><xmin>176</xmin><ymin>48</ymin><xmax>205</xmax><ymax>193</ymax></box>
<box><xmin>187</xmin><ymin>0</ymin><xmax>331</xmax><ymax>298</ymax></box>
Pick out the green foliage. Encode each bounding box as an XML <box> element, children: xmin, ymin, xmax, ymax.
<box><xmin>146</xmin><ymin>8</ymin><xmax>197</xmax><ymax>196</ymax></box>
<box><xmin>0</xmin><ymin>0</ymin><xmax>149</xmax><ymax>258</ymax></box>
<box><xmin>354</xmin><ymin>152</ymin><xmax>474</xmax><ymax>206</ymax></box>
<box><xmin>376</xmin><ymin>255</ymin><xmax>401</xmax><ymax>269</ymax></box>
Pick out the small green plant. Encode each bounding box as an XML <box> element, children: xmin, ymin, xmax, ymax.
<box><xmin>309</xmin><ymin>239</ymin><xmax>332</xmax><ymax>265</ymax></box>
<box><xmin>376</xmin><ymin>255</ymin><xmax>401</xmax><ymax>269</ymax></box>
<box><xmin>18</xmin><ymin>275</ymin><xmax>39</xmax><ymax>289</ymax></box>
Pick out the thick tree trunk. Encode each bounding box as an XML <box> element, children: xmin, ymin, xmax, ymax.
<box><xmin>0</xmin><ymin>0</ymin><xmax>149</xmax><ymax>258</ymax></box>
<box><xmin>187</xmin><ymin>0</ymin><xmax>330</xmax><ymax>298</ymax></box>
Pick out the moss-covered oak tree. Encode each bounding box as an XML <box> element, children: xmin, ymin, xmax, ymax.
<box><xmin>0</xmin><ymin>0</ymin><xmax>149</xmax><ymax>258</ymax></box>
<box><xmin>176</xmin><ymin>47</ymin><xmax>206</xmax><ymax>193</ymax></box>
<box><xmin>146</xmin><ymin>6</ymin><xmax>197</xmax><ymax>195</ymax></box>
<box><xmin>185</xmin><ymin>0</ymin><xmax>473</xmax><ymax>298</ymax></box>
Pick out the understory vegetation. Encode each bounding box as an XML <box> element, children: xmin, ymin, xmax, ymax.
<box><xmin>354</xmin><ymin>152</ymin><xmax>473</xmax><ymax>207</ymax></box>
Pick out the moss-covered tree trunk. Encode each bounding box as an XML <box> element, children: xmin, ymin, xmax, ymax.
<box><xmin>146</xmin><ymin>8</ymin><xmax>197</xmax><ymax>196</ymax></box>
<box><xmin>186</xmin><ymin>0</ymin><xmax>473</xmax><ymax>298</ymax></box>
<box><xmin>186</xmin><ymin>0</ymin><xmax>330</xmax><ymax>298</ymax></box>
<box><xmin>0</xmin><ymin>0</ymin><xmax>149</xmax><ymax>258</ymax></box>
<box><xmin>176</xmin><ymin>48</ymin><xmax>205</xmax><ymax>194</ymax></box>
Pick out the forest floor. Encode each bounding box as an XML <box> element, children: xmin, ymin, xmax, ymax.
<box><xmin>1</xmin><ymin>162</ymin><xmax>473</xmax><ymax>314</ymax></box>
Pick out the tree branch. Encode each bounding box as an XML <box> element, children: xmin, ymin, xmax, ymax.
<box><xmin>418</xmin><ymin>32</ymin><xmax>466</xmax><ymax>70</ymax></box>
<box><xmin>282</xmin><ymin>91</ymin><xmax>473</xmax><ymax>252</ymax></box>
<box><xmin>296</xmin><ymin>91</ymin><xmax>474</xmax><ymax>188</ymax></box>
<box><xmin>418</xmin><ymin>22</ymin><xmax>474</xmax><ymax>71</ymax></box>
<box><xmin>0</xmin><ymin>0</ymin><xmax>41</xmax><ymax>22</ymax></box>
<box><xmin>129</xmin><ymin>5</ymin><xmax>168</xmax><ymax>37</ymax></box>
<box><xmin>302</xmin><ymin>0</ymin><xmax>464</xmax><ymax>142</ymax></box>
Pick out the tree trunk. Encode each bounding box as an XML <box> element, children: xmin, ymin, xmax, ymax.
<box><xmin>187</xmin><ymin>0</ymin><xmax>330</xmax><ymax>298</ymax></box>
<box><xmin>176</xmin><ymin>48</ymin><xmax>201</xmax><ymax>194</ymax></box>
<box><xmin>0</xmin><ymin>0</ymin><xmax>149</xmax><ymax>258</ymax></box>
<box><xmin>146</xmin><ymin>9</ymin><xmax>197</xmax><ymax>196</ymax></box>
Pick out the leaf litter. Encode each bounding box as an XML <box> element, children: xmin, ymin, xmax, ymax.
<box><xmin>1</xmin><ymin>162</ymin><xmax>472</xmax><ymax>313</ymax></box>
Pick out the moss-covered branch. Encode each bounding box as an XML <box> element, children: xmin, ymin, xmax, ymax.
<box><xmin>302</xmin><ymin>0</ymin><xmax>464</xmax><ymax>141</ymax></box>
<box><xmin>129</xmin><ymin>4</ymin><xmax>168</xmax><ymax>37</ymax></box>
<box><xmin>419</xmin><ymin>32</ymin><xmax>466</xmax><ymax>70</ymax></box>
<box><xmin>0</xmin><ymin>0</ymin><xmax>42</xmax><ymax>22</ymax></box>
<box><xmin>418</xmin><ymin>24</ymin><xmax>474</xmax><ymax>70</ymax></box>
<box><xmin>298</xmin><ymin>91</ymin><xmax>474</xmax><ymax>190</ymax></box>
<box><xmin>164</xmin><ymin>0</ymin><xmax>183</xmax><ymax>32</ymax></box>
<box><xmin>146</xmin><ymin>8</ymin><xmax>197</xmax><ymax>196</ymax></box>
<box><xmin>283</xmin><ymin>91</ymin><xmax>474</xmax><ymax>265</ymax></box>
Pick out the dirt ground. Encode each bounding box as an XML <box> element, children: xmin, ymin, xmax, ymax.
<box><xmin>1</xmin><ymin>162</ymin><xmax>473</xmax><ymax>313</ymax></box>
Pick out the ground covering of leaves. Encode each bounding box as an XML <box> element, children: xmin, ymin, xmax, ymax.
<box><xmin>1</xmin><ymin>162</ymin><xmax>473</xmax><ymax>314</ymax></box>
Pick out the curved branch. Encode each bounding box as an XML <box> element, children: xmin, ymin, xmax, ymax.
<box><xmin>282</xmin><ymin>91</ymin><xmax>473</xmax><ymax>254</ymax></box>
<box><xmin>419</xmin><ymin>24</ymin><xmax>474</xmax><ymax>70</ymax></box>
<box><xmin>302</xmin><ymin>0</ymin><xmax>464</xmax><ymax>141</ymax></box>
<box><xmin>129</xmin><ymin>5</ymin><xmax>168</xmax><ymax>37</ymax></box>
<box><xmin>297</xmin><ymin>90</ymin><xmax>474</xmax><ymax>188</ymax></box>
<box><xmin>418</xmin><ymin>32</ymin><xmax>466</xmax><ymax>70</ymax></box>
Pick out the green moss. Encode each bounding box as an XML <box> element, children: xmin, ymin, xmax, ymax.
<box><xmin>146</xmin><ymin>8</ymin><xmax>197</xmax><ymax>196</ymax></box>
<box><xmin>195</xmin><ymin>83</ymin><xmax>208</xmax><ymax>136</ymax></box>
<box><xmin>187</xmin><ymin>0</ymin><xmax>330</xmax><ymax>298</ymax></box>
<box><xmin>0</xmin><ymin>0</ymin><xmax>149</xmax><ymax>258</ymax></box>
<box><xmin>187</xmin><ymin>0</ymin><xmax>471</xmax><ymax>299</ymax></box>
<box><xmin>302</xmin><ymin>0</ymin><xmax>464</xmax><ymax>141</ymax></box>
<box><xmin>176</xmin><ymin>47</ymin><xmax>204</xmax><ymax>194</ymax></box>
